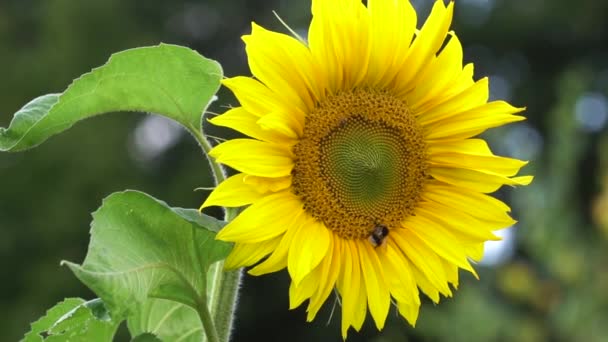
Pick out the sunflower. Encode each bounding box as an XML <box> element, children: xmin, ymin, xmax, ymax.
<box><xmin>202</xmin><ymin>0</ymin><xmax>532</xmax><ymax>337</ymax></box>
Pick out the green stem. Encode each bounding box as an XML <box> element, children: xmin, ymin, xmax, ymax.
<box><xmin>211</xmin><ymin>269</ymin><xmax>242</xmax><ymax>342</ymax></box>
<box><xmin>192</xmin><ymin>127</ymin><xmax>242</xmax><ymax>342</ymax></box>
<box><xmin>195</xmin><ymin>298</ymin><xmax>220</xmax><ymax>342</ymax></box>
<box><xmin>192</xmin><ymin>128</ymin><xmax>227</xmax><ymax>185</ymax></box>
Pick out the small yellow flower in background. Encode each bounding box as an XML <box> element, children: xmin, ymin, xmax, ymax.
<box><xmin>202</xmin><ymin>0</ymin><xmax>532</xmax><ymax>338</ymax></box>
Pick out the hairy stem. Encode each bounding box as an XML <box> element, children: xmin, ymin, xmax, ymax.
<box><xmin>192</xmin><ymin>128</ymin><xmax>227</xmax><ymax>185</ymax></box>
<box><xmin>196</xmin><ymin>298</ymin><xmax>220</xmax><ymax>342</ymax></box>
<box><xmin>192</xmin><ymin>126</ymin><xmax>242</xmax><ymax>342</ymax></box>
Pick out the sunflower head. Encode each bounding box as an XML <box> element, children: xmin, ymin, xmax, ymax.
<box><xmin>291</xmin><ymin>89</ymin><xmax>428</xmax><ymax>240</ymax></box>
<box><xmin>202</xmin><ymin>0</ymin><xmax>532</xmax><ymax>338</ymax></box>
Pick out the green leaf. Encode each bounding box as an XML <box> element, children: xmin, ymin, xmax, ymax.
<box><xmin>63</xmin><ymin>190</ymin><xmax>231</xmax><ymax>322</ymax></box>
<box><xmin>23</xmin><ymin>298</ymin><xmax>83</xmax><ymax>342</ymax></box>
<box><xmin>131</xmin><ymin>333</ymin><xmax>162</xmax><ymax>342</ymax></box>
<box><xmin>0</xmin><ymin>43</ymin><xmax>222</xmax><ymax>152</ymax></box>
<box><xmin>128</xmin><ymin>298</ymin><xmax>203</xmax><ymax>342</ymax></box>
<box><xmin>173</xmin><ymin>207</ymin><xmax>224</xmax><ymax>233</ymax></box>
<box><xmin>23</xmin><ymin>298</ymin><xmax>119</xmax><ymax>342</ymax></box>
<box><xmin>84</xmin><ymin>298</ymin><xmax>113</xmax><ymax>322</ymax></box>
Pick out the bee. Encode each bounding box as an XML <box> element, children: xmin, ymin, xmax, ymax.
<box><xmin>368</xmin><ymin>224</ymin><xmax>389</xmax><ymax>248</ymax></box>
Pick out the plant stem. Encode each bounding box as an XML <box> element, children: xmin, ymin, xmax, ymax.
<box><xmin>196</xmin><ymin>298</ymin><xmax>220</xmax><ymax>342</ymax></box>
<box><xmin>211</xmin><ymin>269</ymin><xmax>242</xmax><ymax>342</ymax></box>
<box><xmin>192</xmin><ymin>127</ymin><xmax>242</xmax><ymax>342</ymax></box>
<box><xmin>192</xmin><ymin>129</ymin><xmax>227</xmax><ymax>185</ymax></box>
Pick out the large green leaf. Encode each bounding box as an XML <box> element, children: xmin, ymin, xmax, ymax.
<box><xmin>0</xmin><ymin>43</ymin><xmax>222</xmax><ymax>152</ymax></box>
<box><xmin>131</xmin><ymin>333</ymin><xmax>162</xmax><ymax>342</ymax></box>
<box><xmin>22</xmin><ymin>298</ymin><xmax>119</xmax><ymax>342</ymax></box>
<box><xmin>64</xmin><ymin>190</ymin><xmax>231</xmax><ymax>322</ymax></box>
<box><xmin>128</xmin><ymin>298</ymin><xmax>203</xmax><ymax>342</ymax></box>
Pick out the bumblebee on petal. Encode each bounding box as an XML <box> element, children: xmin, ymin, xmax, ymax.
<box><xmin>368</xmin><ymin>224</ymin><xmax>389</xmax><ymax>248</ymax></box>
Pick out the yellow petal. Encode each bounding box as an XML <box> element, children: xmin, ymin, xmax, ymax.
<box><xmin>393</xmin><ymin>0</ymin><xmax>454</xmax><ymax>94</ymax></box>
<box><xmin>366</xmin><ymin>0</ymin><xmax>417</xmax><ymax>87</ymax></box>
<box><xmin>351</xmin><ymin>268</ymin><xmax>368</xmax><ymax>332</ymax></box>
<box><xmin>216</xmin><ymin>191</ymin><xmax>303</xmax><ymax>243</ymax></box>
<box><xmin>309</xmin><ymin>0</ymin><xmax>370</xmax><ymax>91</ymax></box>
<box><xmin>307</xmin><ymin>233</ymin><xmax>340</xmax><ymax>321</ymax></box>
<box><xmin>410</xmin><ymin>263</ymin><xmax>440</xmax><ymax>303</ymax></box>
<box><xmin>345</xmin><ymin>240</ymin><xmax>369</xmax><ymax>333</ymax></box>
<box><xmin>441</xmin><ymin>258</ymin><xmax>460</xmax><ymax>289</ymax></box>
<box><xmin>397</xmin><ymin>301</ymin><xmax>420</xmax><ymax>326</ymax></box>
<box><xmin>417</xmin><ymin>77</ymin><xmax>489</xmax><ymax>126</ymax></box>
<box><xmin>378</xmin><ymin>241</ymin><xmax>420</xmax><ymax>306</ymax></box>
<box><xmin>200</xmin><ymin>173</ymin><xmax>265</xmax><ymax>209</ymax></box>
<box><xmin>358</xmin><ymin>241</ymin><xmax>390</xmax><ymax>330</ymax></box>
<box><xmin>248</xmin><ymin>211</ymin><xmax>303</xmax><ymax>276</ymax></box>
<box><xmin>423</xmin><ymin>182</ymin><xmax>517</xmax><ymax>225</ymax></box>
<box><xmin>209</xmin><ymin>107</ymin><xmax>295</xmax><ymax>144</ymax></box>
<box><xmin>257</xmin><ymin>111</ymin><xmax>303</xmax><ymax>139</ymax></box>
<box><xmin>430</xmin><ymin>167</ymin><xmax>533</xmax><ymax>193</ymax></box>
<box><xmin>244</xmin><ymin>23</ymin><xmax>320</xmax><ymax>111</ymax></box>
<box><xmin>209</xmin><ymin>139</ymin><xmax>293</xmax><ymax>178</ymax></box>
<box><xmin>308</xmin><ymin>0</ymin><xmax>335</xmax><ymax>92</ymax></box>
<box><xmin>222</xmin><ymin>76</ymin><xmax>303</xmax><ymax>120</ymax></box>
<box><xmin>429</xmin><ymin>152</ymin><xmax>528</xmax><ymax>177</ymax></box>
<box><xmin>440</xmin><ymin>62</ymin><xmax>477</xmax><ymax>101</ymax></box>
<box><xmin>425</xmin><ymin>101</ymin><xmax>526</xmax><ymax>140</ymax></box>
<box><xmin>405</xmin><ymin>215</ymin><xmax>478</xmax><ymax>276</ymax></box>
<box><xmin>408</xmin><ymin>32</ymin><xmax>465</xmax><ymax>109</ymax></box>
<box><xmin>242</xmin><ymin>174</ymin><xmax>292</xmax><ymax>193</ymax></box>
<box><xmin>391</xmin><ymin>228</ymin><xmax>451</xmax><ymax>297</ymax></box>
<box><xmin>337</xmin><ymin>239</ymin><xmax>353</xmax><ymax>338</ymax></box>
<box><xmin>428</xmin><ymin>139</ymin><xmax>528</xmax><ymax>178</ymax></box>
<box><xmin>465</xmin><ymin>242</ymin><xmax>485</xmax><ymax>262</ymax></box>
<box><xmin>289</xmin><ymin>265</ymin><xmax>320</xmax><ymax>309</ymax></box>
<box><xmin>416</xmin><ymin>202</ymin><xmax>503</xmax><ymax>241</ymax></box>
<box><xmin>224</xmin><ymin>237</ymin><xmax>281</xmax><ymax>269</ymax></box>
<box><xmin>288</xmin><ymin>216</ymin><xmax>331</xmax><ymax>286</ymax></box>
<box><xmin>428</xmin><ymin>138</ymin><xmax>493</xmax><ymax>154</ymax></box>
<box><xmin>337</xmin><ymin>239</ymin><xmax>365</xmax><ymax>338</ymax></box>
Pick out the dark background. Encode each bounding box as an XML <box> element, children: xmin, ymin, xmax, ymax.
<box><xmin>1</xmin><ymin>0</ymin><xmax>608</xmax><ymax>341</ymax></box>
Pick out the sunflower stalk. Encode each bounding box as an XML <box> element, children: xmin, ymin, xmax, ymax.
<box><xmin>193</xmin><ymin>127</ymin><xmax>242</xmax><ymax>342</ymax></box>
<box><xmin>195</xmin><ymin>298</ymin><xmax>220</xmax><ymax>342</ymax></box>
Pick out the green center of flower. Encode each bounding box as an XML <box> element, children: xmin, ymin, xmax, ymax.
<box><xmin>321</xmin><ymin>117</ymin><xmax>406</xmax><ymax>217</ymax></box>
<box><xmin>292</xmin><ymin>89</ymin><xmax>428</xmax><ymax>240</ymax></box>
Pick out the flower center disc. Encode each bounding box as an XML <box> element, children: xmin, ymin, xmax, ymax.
<box><xmin>292</xmin><ymin>90</ymin><xmax>428</xmax><ymax>239</ymax></box>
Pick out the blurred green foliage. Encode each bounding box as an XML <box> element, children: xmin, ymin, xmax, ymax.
<box><xmin>1</xmin><ymin>0</ymin><xmax>607</xmax><ymax>341</ymax></box>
